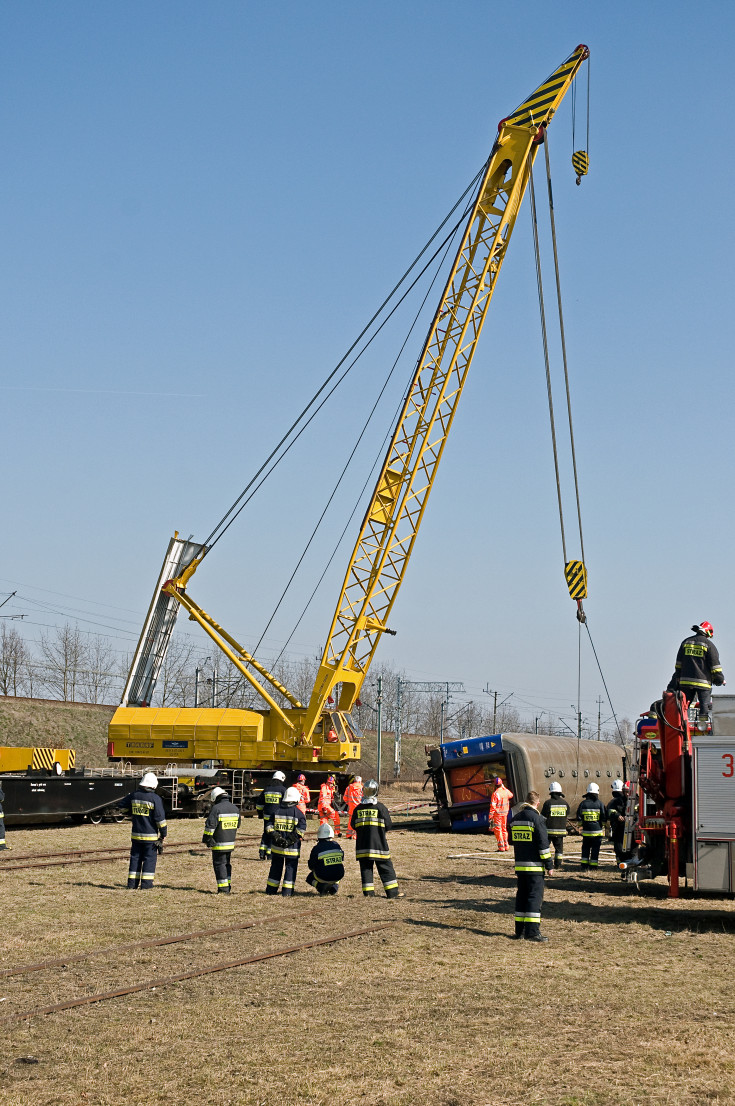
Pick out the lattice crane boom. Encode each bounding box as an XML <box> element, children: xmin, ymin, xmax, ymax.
<box><xmin>301</xmin><ymin>44</ymin><xmax>589</xmax><ymax>739</ymax></box>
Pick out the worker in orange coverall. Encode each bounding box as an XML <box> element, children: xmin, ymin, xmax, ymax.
<box><xmin>318</xmin><ymin>775</ymin><xmax>341</xmax><ymax>836</ymax></box>
<box><xmin>293</xmin><ymin>774</ymin><xmax>311</xmax><ymax>816</ymax></box>
<box><xmin>490</xmin><ymin>776</ymin><xmax>514</xmax><ymax>851</ymax></box>
<box><xmin>343</xmin><ymin>776</ymin><xmax>363</xmax><ymax>840</ymax></box>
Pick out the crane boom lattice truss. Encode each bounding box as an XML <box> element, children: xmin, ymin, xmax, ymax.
<box><xmin>302</xmin><ymin>46</ymin><xmax>589</xmax><ymax>738</ymax></box>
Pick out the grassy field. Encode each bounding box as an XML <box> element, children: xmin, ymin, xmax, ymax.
<box><xmin>1</xmin><ymin>809</ymin><xmax>734</xmax><ymax>1106</ymax></box>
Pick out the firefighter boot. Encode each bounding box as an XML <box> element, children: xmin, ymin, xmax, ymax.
<box><xmin>524</xmin><ymin>924</ymin><xmax>549</xmax><ymax>943</ymax></box>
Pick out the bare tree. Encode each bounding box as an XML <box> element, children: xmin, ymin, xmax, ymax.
<box><xmin>0</xmin><ymin>624</ymin><xmax>28</xmax><ymax>696</ymax></box>
<box><xmin>38</xmin><ymin>624</ymin><xmax>87</xmax><ymax>702</ymax></box>
<box><xmin>154</xmin><ymin>636</ymin><xmax>200</xmax><ymax>707</ymax></box>
<box><xmin>80</xmin><ymin>635</ymin><xmax>118</xmax><ymax>704</ymax></box>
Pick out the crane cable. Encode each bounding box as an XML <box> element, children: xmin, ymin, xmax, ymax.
<box><xmin>197</xmin><ymin>165</ymin><xmax>487</xmax><ymax>557</ymax></box>
<box><xmin>531</xmin><ymin>129</ymin><xmax>624</xmax><ymax>745</ymax></box>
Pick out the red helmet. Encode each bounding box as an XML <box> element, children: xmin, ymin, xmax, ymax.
<box><xmin>694</xmin><ymin>621</ymin><xmax>714</xmax><ymax>638</ymax></box>
<box><xmin>297</xmin><ymin>774</ymin><xmax>306</xmax><ymax>782</ymax></box>
<box><xmin>327</xmin><ymin>775</ymin><xmax>335</xmax><ymax>784</ymax></box>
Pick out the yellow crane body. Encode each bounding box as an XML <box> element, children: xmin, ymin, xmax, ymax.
<box><xmin>108</xmin><ymin>45</ymin><xmax>587</xmax><ymax>777</ymax></box>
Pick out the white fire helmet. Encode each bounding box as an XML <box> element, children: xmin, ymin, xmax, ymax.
<box><xmin>210</xmin><ymin>786</ymin><xmax>227</xmax><ymax>801</ymax></box>
<box><xmin>273</xmin><ymin>770</ymin><xmax>286</xmax><ymax>782</ymax></box>
<box><xmin>140</xmin><ymin>772</ymin><xmax>158</xmax><ymax>789</ymax></box>
<box><xmin>284</xmin><ymin>786</ymin><xmax>301</xmax><ymax>804</ymax></box>
<box><xmin>611</xmin><ymin>779</ymin><xmax>624</xmax><ymax>792</ymax></box>
<box><xmin>549</xmin><ymin>782</ymin><xmax>563</xmax><ymax>794</ymax></box>
<box><xmin>354</xmin><ymin>776</ymin><xmax>362</xmax><ymax>783</ymax></box>
<box><xmin>586</xmin><ymin>781</ymin><xmax>600</xmax><ymax>795</ymax></box>
<box><xmin>317</xmin><ymin>823</ymin><xmax>334</xmax><ymax>839</ymax></box>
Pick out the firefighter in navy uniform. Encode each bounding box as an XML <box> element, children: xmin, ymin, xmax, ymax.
<box><xmin>540</xmin><ymin>782</ymin><xmax>570</xmax><ymax>869</ymax></box>
<box><xmin>606</xmin><ymin>779</ymin><xmax>626</xmax><ymax>865</ymax></box>
<box><xmin>202</xmin><ymin>786</ymin><xmax>241</xmax><ymax>894</ymax></box>
<box><xmin>306</xmin><ymin>823</ymin><xmax>345</xmax><ymax>895</ymax></box>
<box><xmin>510</xmin><ymin>790</ymin><xmax>554</xmax><ymax>942</ymax></box>
<box><xmin>575</xmin><ymin>782</ymin><xmax>607</xmax><ymax>873</ymax></box>
<box><xmin>265</xmin><ymin>786</ymin><xmax>307</xmax><ymax>897</ymax></box>
<box><xmin>256</xmin><ymin>770</ymin><xmax>286</xmax><ymax>860</ymax></box>
<box><xmin>118</xmin><ymin>772</ymin><xmax>167</xmax><ymax>889</ymax></box>
<box><xmin>667</xmin><ymin>621</ymin><xmax>725</xmax><ymax>723</ymax></box>
<box><xmin>349</xmin><ymin>779</ymin><xmax>403</xmax><ymax>899</ymax></box>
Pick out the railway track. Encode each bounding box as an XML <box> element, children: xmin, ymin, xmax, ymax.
<box><xmin>0</xmin><ymin>913</ymin><xmax>397</xmax><ymax>1023</ymax></box>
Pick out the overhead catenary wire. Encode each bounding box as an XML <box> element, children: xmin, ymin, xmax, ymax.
<box><xmin>200</xmin><ymin>167</ymin><xmax>487</xmax><ymax>556</ymax></box>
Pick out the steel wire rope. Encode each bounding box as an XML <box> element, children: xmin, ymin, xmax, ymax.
<box><xmin>542</xmin><ymin>133</ymin><xmax>585</xmax><ymax>562</ymax></box>
<box><xmin>199</xmin><ymin>207</ymin><xmax>476</xmax><ymax>570</ymax></box>
<box><xmin>199</xmin><ymin>166</ymin><xmax>487</xmax><ymax>556</ymax></box>
<box><xmin>529</xmin><ymin>152</ymin><xmax>568</xmax><ymax>565</ymax></box>
<box><xmin>251</xmin><ymin>197</ymin><xmax>471</xmax><ymax>663</ymax></box>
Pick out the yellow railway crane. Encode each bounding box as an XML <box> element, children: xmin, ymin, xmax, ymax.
<box><xmin>108</xmin><ymin>44</ymin><xmax>589</xmax><ymax>785</ymax></box>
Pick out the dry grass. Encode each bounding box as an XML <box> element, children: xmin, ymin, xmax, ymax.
<box><xmin>0</xmin><ymin>810</ymin><xmax>734</xmax><ymax>1106</ymax></box>
<box><xmin>0</xmin><ymin>697</ymin><xmax>114</xmax><ymax>764</ymax></box>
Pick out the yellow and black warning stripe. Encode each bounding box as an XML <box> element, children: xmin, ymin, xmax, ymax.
<box><xmin>565</xmin><ymin>560</ymin><xmax>588</xmax><ymax>600</ymax></box>
<box><xmin>572</xmin><ymin>150</ymin><xmax>589</xmax><ymax>178</ymax></box>
<box><xmin>504</xmin><ymin>47</ymin><xmax>588</xmax><ymax>129</ymax></box>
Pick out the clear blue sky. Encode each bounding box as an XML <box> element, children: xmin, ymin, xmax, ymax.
<box><xmin>2</xmin><ymin>1</ymin><xmax>734</xmax><ymax>732</ymax></box>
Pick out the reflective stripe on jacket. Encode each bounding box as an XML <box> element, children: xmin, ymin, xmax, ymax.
<box><xmin>203</xmin><ymin>798</ymin><xmax>241</xmax><ymax>851</ymax></box>
<box><xmin>510</xmin><ymin>803</ymin><xmax>552</xmax><ymax>872</ymax></box>
<box><xmin>669</xmin><ymin>633</ymin><xmax>724</xmax><ymax>692</ymax></box>
<box><xmin>575</xmin><ymin>797</ymin><xmax>607</xmax><ymax>836</ymax></box>
<box><xmin>119</xmin><ymin>788</ymin><xmax>167</xmax><ymax>842</ymax></box>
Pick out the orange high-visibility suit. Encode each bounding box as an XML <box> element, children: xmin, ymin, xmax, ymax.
<box><xmin>294</xmin><ymin>780</ymin><xmax>311</xmax><ymax>815</ymax></box>
<box><xmin>318</xmin><ymin>781</ymin><xmax>340</xmax><ymax>834</ymax></box>
<box><xmin>490</xmin><ymin>783</ymin><xmax>514</xmax><ymax>851</ymax></box>
<box><xmin>343</xmin><ymin>780</ymin><xmax>363</xmax><ymax>839</ymax></box>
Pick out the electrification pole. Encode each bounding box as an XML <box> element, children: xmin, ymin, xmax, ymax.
<box><xmin>376</xmin><ymin>675</ymin><xmax>383</xmax><ymax>785</ymax></box>
<box><xmin>394</xmin><ymin>679</ymin><xmax>402</xmax><ymax>778</ymax></box>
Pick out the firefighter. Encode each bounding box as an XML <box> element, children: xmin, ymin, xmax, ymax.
<box><xmin>575</xmin><ymin>782</ymin><xmax>607</xmax><ymax>874</ymax></box>
<box><xmin>256</xmin><ymin>770</ymin><xmax>286</xmax><ymax>860</ymax></box>
<box><xmin>318</xmin><ymin>775</ymin><xmax>340</xmax><ymax>836</ymax></box>
<box><xmin>265</xmin><ymin>786</ymin><xmax>307</xmax><ymax>897</ymax></box>
<box><xmin>489</xmin><ymin>776</ymin><xmax>514</xmax><ymax>851</ymax></box>
<box><xmin>606</xmin><ymin>779</ymin><xmax>627</xmax><ymax>865</ymax></box>
<box><xmin>118</xmin><ymin>772</ymin><xmax>167</xmax><ymax>890</ymax></box>
<box><xmin>343</xmin><ymin>775</ymin><xmax>363</xmax><ymax>840</ymax></box>
<box><xmin>510</xmin><ymin>790</ymin><xmax>554</xmax><ymax>941</ymax></box>
<box><xmin>293</xmin><ymin>773</ymin><xmax>311</xmax><ymax>816</ymax></box>
<box><xmin>350</xmin><ymin>779</ymin><xmax>403</xmax><ymax>898</ymax></box>
<box><xmin>306</xmin><ymin>823</ymin><xmax>345</xmax><ymax>895</ymax></box>
<box><xmin>540</xmin><ymin>781</ymin><xmax>570</xmax><ymax>869</ymax></box>
<box><xmin>202</xmin><ymin>786</ymin><xmax>241</xmax><ymax>894</ymax></box>
<box><xmin>0</xmin><ymin>781</ymin><xmax>7</xmax><ymax>851</ymax></box>
<box><xmin>667</xmin><ymin>621</ymin><xmax>725</xmax><ymax>723</ymax></box>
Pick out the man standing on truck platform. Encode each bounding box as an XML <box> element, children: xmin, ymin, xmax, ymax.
<box><xmin>510</xmin><ymin>790</ymin><xmax>554</xmax><ymax>942</ymax></box>
<box><xmin>202</xmin><ymin>786</ymin><xmax>241</xmax><ymax>894</ymax></box>
<box><xmin>118</xmin><ymin>772</ymin><xmax>167</xmax><ymax>890</ymax></box>
<box><xmin>540</xmin><ymin>782</ymin><xmax>570</xmax><ymax>869</ymax></box>
<box><xmin>575</xmin><ymin>782</ymin><xmax>607</xmax><ymax>874</ymax></box>
<box><xmin>490</xmin><ymin>776</ymin><xmax>513</xmax><ymax>851</ymax></box>
<box><xmin>667</xmin><ymin>621</ymin><xmax>725</xmax><ymax>723</ymax></box>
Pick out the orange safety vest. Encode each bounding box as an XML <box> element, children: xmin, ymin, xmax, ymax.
<box><xmin>343</xmin><ymin>782</ymin><xmax>363</xmax><ymax>808</ymax></box>
<box><xmin>318</xmin><ymin>782</ymin><xmax>335</xmax><ymax>810</ymax></box>
<box><xmin>294</xmin><ymin>781</ymin><xmax>310</xmax><ymax>812</ymax></box>
<box><xmin>490</xmin><ymin>784</ymin><xmax>513</xmax><ymax>821</ymax></box>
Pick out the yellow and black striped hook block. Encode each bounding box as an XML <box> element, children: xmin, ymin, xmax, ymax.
<box><xmin>565</xmin><ymin>560</ymin><xmax>587</xmax><ymax>600</ymax></box>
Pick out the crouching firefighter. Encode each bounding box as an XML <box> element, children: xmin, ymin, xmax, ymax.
<box><xmin>306</xmin><ymin>823</ymin><xmax>345</xmax><ymax>895</ymax></box>
<box><xmin>350</xmin><ymin>779</ymin><xmax>403</xmax><ymax>899</ymax></box>
<box><xmin>119</xmin><ymin>772</ymin><xmax>167</xmax><ymax>890</ymax></box>
<box><xmin>256</xmin><ymin>770</ymin><xmax>286</xmax><ymax>860</ymax></box>
<box><xmin>202</xmin><ymin>786</ymin><xmax>241</xmax><ymax>894</ymax></box>
<box><xmin>510</xmin><ymin>790</ymin><xmax>554</xmax><ymax>942</ymax></box>
<box><xmin>266</xmin><ymin>786</ymin><xmax>306</xmax><ymax>897</ymax></box>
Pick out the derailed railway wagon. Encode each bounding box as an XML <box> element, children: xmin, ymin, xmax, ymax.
<box><xmin>1</xmin><ymin>768</ymin><xmax>140</xmax><ymax>826</ymax></box>
<box><xmin>427</xmin><ymin>732</ymin><xmax>625</xmax><ymax>832</ymax></box>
